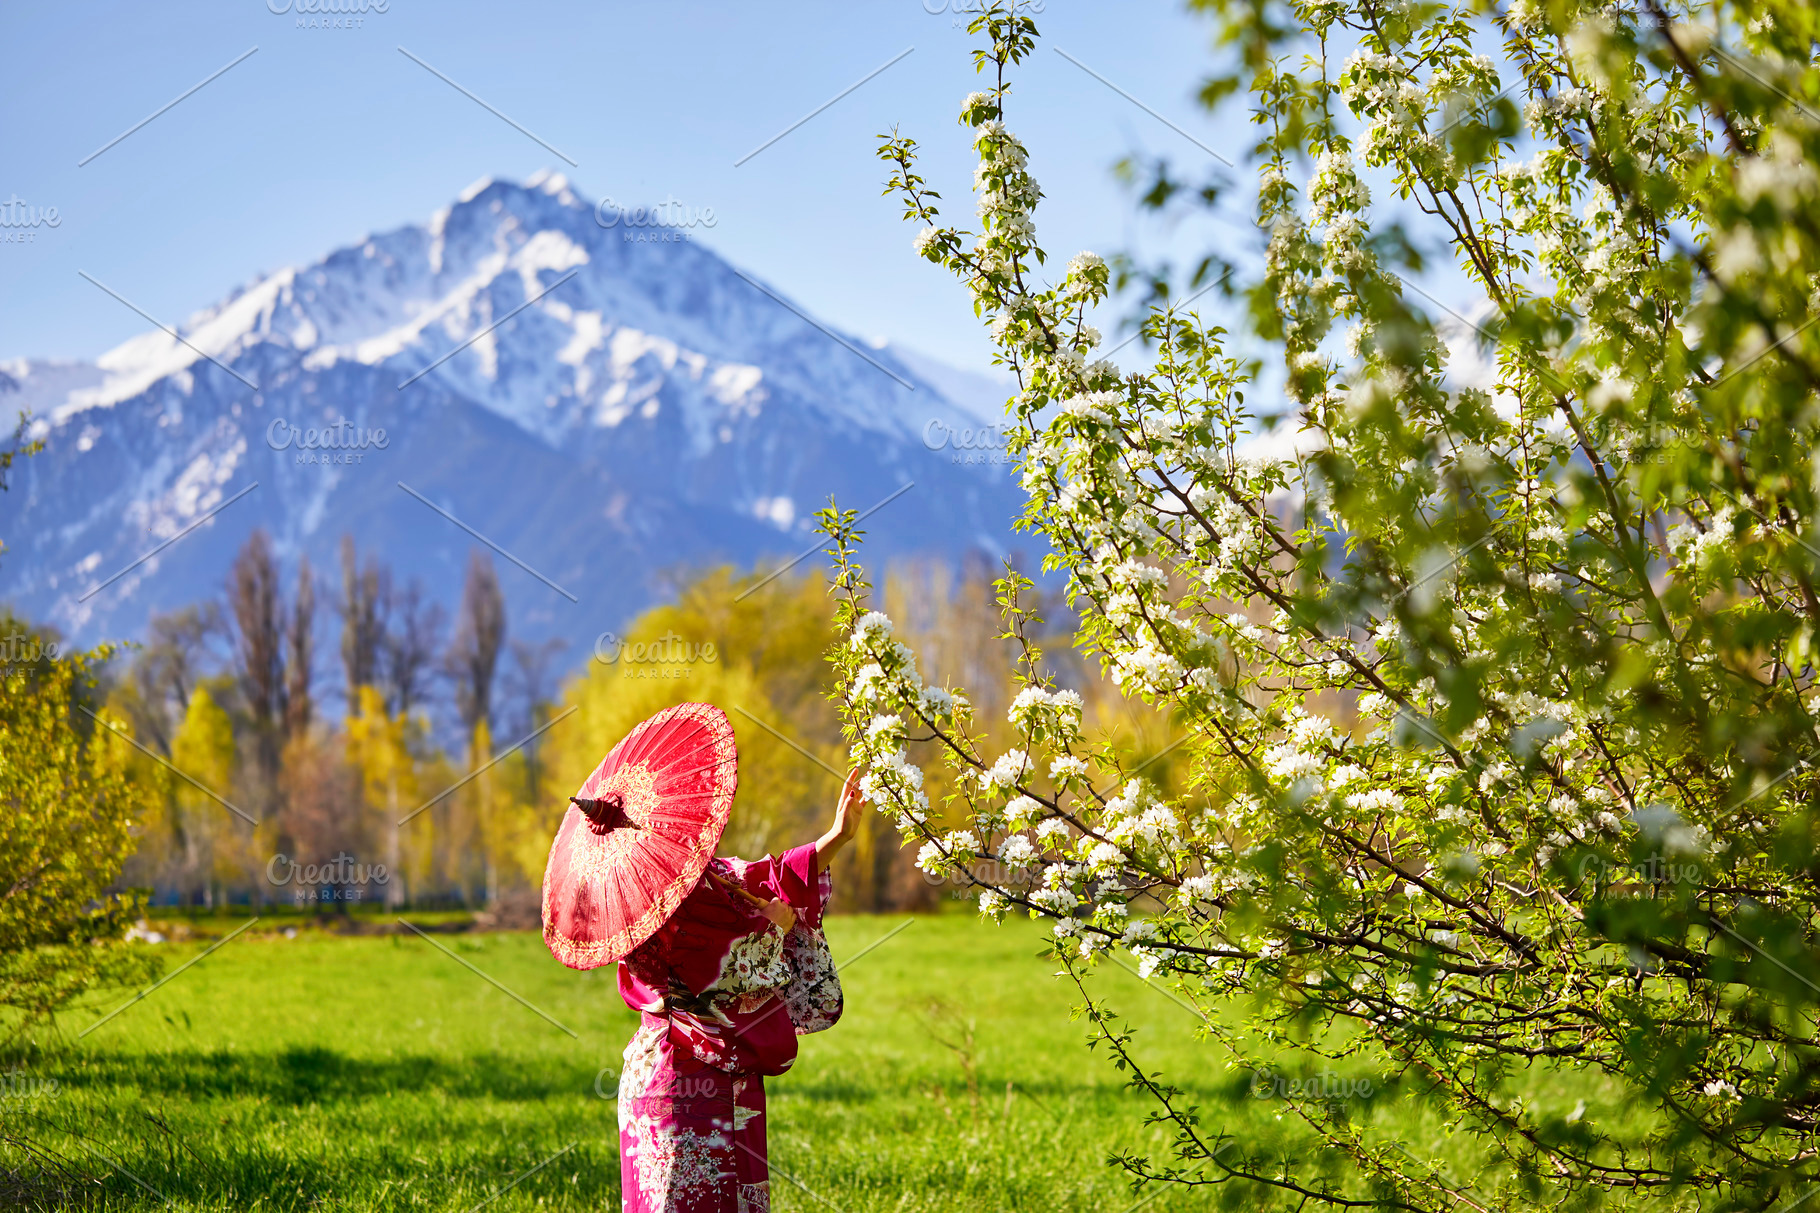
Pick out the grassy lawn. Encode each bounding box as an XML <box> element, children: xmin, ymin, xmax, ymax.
<box><xmin>3</xmin><ymin>911</ymin><xmax>1594</xmax><ymax>1211</ymax></box>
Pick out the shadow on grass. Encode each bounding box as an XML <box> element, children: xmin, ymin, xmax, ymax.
<box><xmin>25</xmin><ymin>1117</ymin><xmax>620</xmax><ymax>1213</ymax></box>
<box><xmin>777</xmin><ymin>1070</ymin><xmax>1231</xmax><ymax>1107</ymax></box>
<box><xmin>56</xmin><ymin>1046</ymin><xmax>1232</xmax><ymax>1109</ymax></box>
<box><xmin>49</xmin><ymin>1045</ymin><xmax>608</xmax><ymax>1106</ymax></box>
<box><xmin>14</xmin><ymin>1055</ymin><xmax>620</xmax><ymax>1213</ymax></box>
<box><xmin>38</xmin><ymin>1047</ymin><xmax>1266</xmax><ymax>1211</ymax></box>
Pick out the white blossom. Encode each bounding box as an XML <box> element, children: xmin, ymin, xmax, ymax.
<box><xmin>851</xmin><ymin>612</ymin><xmax>893</xmax><ymax>648</ymax></box>
<box><xmin>998</xmin><ymin>834</ymin><xmax>1040</xmax><ymax>868</ymax></box>
<box><xmin>1005</xmin><ymin>795</ymin><xmax>1044</xmax><ymax>827</ymax></box>
<box><xmin>978</xmin><ymin>749</ymin><xmax>1030</xmax><ymax>790</ymax></box>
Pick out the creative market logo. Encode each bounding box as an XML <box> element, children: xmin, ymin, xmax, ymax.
<box><xmin>266</xmin><ymin>417</ymin><xmax>390</xmax><ymax>466</ymax></box>
<box><xmin>0</xmin><ymin>195</ymin><xmax>61</xmax><ymax>246</ymax></box>
<box><xmin>924</xmin><ymin>0</ymin><xmax>1044</xmax><ymax>28</ymax></box>
<box><xmin>594</xmin><ymin>196</ymin><xmax>718</xmax><ymax>244</ymax></box>
<box><xmin>266</xmin><ymin>0</ymin><xmax>388</xmax><ymax>30</ymax></box>
<box><xmin>0</xmin><ymin>632</ymin><xmax>60</xmax><ymax>675</ymax></box>
<box><xmin>592</xmin><ymin>630</ymin><xmax>719</xmax><ymax>680</ymax></box>
<box><xmin>266</xmin><ymin>852</ymin><xmax>390</xmax><ymax>903</ymax></box>
<box><xmin>0</xmin><ymin>1068</ymin><xmax>60</xmax><ymax>1105</ymax></box>
<box><xmin>923</xmin><ymin>418</ymin><xmax>1014</xmax><ymax>466</ymax></box>
<box><xmin>1250</xmin><ymin>1068</ymin><xmax>1376</xmax><ymax>1104</ymax></box>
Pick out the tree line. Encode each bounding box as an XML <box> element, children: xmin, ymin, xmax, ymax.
<box><xmin>90</xmin><ymin>534</ymin><xmax>1158</xmax><ymax>917</ymax></box>
<box><xmin>105</xmin><ymin>531</ymin><xmax>560</xmax><ymax>913</ymax></box>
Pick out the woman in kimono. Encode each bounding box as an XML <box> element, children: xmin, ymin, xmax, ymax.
<box><xmin>613</xmin><ymin>769</ymin><xmax>860</xmax><ymax>1213</ymax></box>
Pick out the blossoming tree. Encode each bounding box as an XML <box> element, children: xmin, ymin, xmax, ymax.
<box><xmin>825</xmin><ymin>0</ymin><xmax>1820</xmax><ymax>1206</ymax></box>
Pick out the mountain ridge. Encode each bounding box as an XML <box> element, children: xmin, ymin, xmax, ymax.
<box><xmin>0</xmin><ymin>174</ymin><xmax>1026</xmax><ymax>651</ymax></box>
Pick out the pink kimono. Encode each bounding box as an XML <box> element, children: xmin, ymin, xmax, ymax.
<box><xmin>615</xmin><ymin>844</ymin><xmax>841</xmax><ymax>1213</ymax></box>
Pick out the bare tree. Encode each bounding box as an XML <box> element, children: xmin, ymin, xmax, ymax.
<box><xmin>383</xmin><ymin>577</ymin><xmax>443</xmax><ymax>718</ymax></box>
<box><xmin>230</xmin><ymin>530</ymin><xmax>286</xmax><ymax>783</ymax></box>
<box><xmin>285</xmin><ymin>555</ymin><xmax>315</xmax><ymax>740</ymax></box>
<box><xmin>447</xmin><ymin>551</ymin><xmax>506</xmax><ymax>744</ymax></box>
<box><xmin>148</xmin><ymin>603</ymin><xmax>224</xmax><ymax>714</ymax></box>
<box><xmin>279</xmin><ymin>733</ymin><xmax>363</xmax><ymax>906</ymax></box>
<box><xmin>337</xmin><ymin>535</ymin><xmax>387</xmax><ymax>711</ymax></box>
<box><xmin>121</xmin><ymin>603</ymin><xmax>225</xmax><ymax>753</ymax></box>
<box><xmin>505</xmin><ymin>637</ymin><xmax>567</xmax><ymax>799</ymax></box>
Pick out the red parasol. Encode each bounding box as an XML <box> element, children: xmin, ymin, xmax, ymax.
<box><xmin>541</xmin><ymin>702</ymin><xmax>738</xmax><ymax>970</ymax></box>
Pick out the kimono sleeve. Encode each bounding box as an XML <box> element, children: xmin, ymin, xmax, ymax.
<box><xmin>776</xmin><ymin>843</ymin><xmax>841</xmax><ymax>1033</ymax></box>
<box><xmin>724</xmin><ymin>847</ymin><xmax>842</xmax><ymax>1034</ymax></box>
<box><xmin>733</xmin><ymin>844</ymin><xmax>831</xmax><ymax>929</ymax></box>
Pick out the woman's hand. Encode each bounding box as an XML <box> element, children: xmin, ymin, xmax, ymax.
<box><xmin>759</xmin><ymin>897</ymin><xmax>797</xmax><ymax>933</ymax></box>
<box><xmin>813</xmin><ymin>769</ymin><xmax>863</xmax><ymax>873</ymax></box>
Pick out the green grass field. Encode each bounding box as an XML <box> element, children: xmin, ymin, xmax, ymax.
<box><xmin>4</xmin><ymin>911</ymin><xmax>1604</xmax><ymax>1211</ymax></box>
<box><xmin>12</xmin><ymin>913</ymin><xmax>1258</xmax><ymax>1211</ymax></box>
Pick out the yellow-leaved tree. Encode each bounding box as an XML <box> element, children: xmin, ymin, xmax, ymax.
<box><xmin>168</xmin><ymin>685</ymin><xmax>240</xmax><ymax>907</ymax></box>
<box><xmin>0</xmin><ymin>640</ymin><xmax>160</xmax><ymax>1034</ymax></box>
<box><xmin>544</xmin><ymin>570</ymin><xmax>846</xmax><ymax>879</ymax></box>
<box><xmin>345</xmin><ymin>685</ymin><xmax>418</xmax><ymax>908</ymax></box>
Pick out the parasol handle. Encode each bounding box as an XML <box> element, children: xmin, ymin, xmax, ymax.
<box><xmin>706</xmin><ymin>869</ymin><xmax>797</xmax><ymax>933</ymax></box>
<box><xmin>704</xmin><ymin>867</ymin><xmax>769</xmax><ymax>908</ymax></box>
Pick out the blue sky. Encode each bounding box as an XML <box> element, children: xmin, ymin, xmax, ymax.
<box><xmin>0</xmin><ymin>0</ymin><xmax>1251</xmax><ymax>375</ymax></box>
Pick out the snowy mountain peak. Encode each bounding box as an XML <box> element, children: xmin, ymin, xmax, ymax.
<box><xmin>0</xmin><ymin>179</ymin><xmax>1026</xmax><ymax>649</ymax></box>
<box><xmin>70</xmin><ymin>178</ymin><xmax>1000</xmax><ymax>448</ymax></box>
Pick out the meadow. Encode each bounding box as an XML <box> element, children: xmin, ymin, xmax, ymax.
<box><xmin>7</xmin><ymin>908</ymin><xmax>1608</xmax><ymax>1211</ymax></box>
<box><xmin>7</xmin><ymin>910</ymin><xmax>1259</xmax><ymax>1211</ymax></box>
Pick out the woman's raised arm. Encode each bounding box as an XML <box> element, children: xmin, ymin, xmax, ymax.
<box><xmin>812</xmin><ymin>769</ymin><xmax>862</xmax><ymax>873</ymax></box>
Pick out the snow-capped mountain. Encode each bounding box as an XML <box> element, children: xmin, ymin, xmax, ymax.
<box><xmin>0</xmin><ymin>173</ymin><xmax>1025</xmax><ymax>650</ymax></box>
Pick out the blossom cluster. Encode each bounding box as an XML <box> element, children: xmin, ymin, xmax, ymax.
<box><xmin>854</xmin><ymin>3</ymin><xmax>1820</xmax><ymax>1198</ymax></box>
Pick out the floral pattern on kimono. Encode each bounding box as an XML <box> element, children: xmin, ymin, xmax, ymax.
<box><xmin>773</xmin><ymin>871</ymin><xmax>841</xmax><ymax>1033</ymax></box>
<box><xmin>614</xmin><ymin>844</ymin><xmax>839</xmax><ymax>1213</ymax></box>
<box><xmin>617</xmin><ymin>1023</ymin><xmax>768</xmax><ymax>1213</ymax></box>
